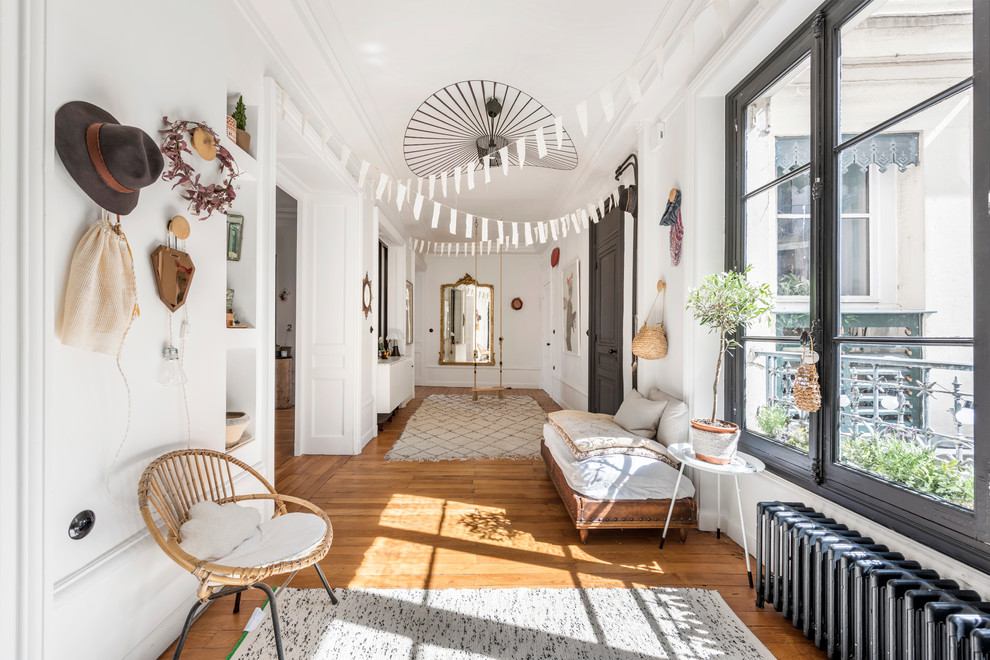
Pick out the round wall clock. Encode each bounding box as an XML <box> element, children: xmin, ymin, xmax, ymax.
<box><xmin>361</xmin><ymin>272</ymin><xmax>373</xmax><ymax>318</ymax></box>
<box><xmin>511</xmin><ymin>297</ymin><xmax>523</xmax><ymax>310</ymax></box>
<box><xmin>550</xmin><ymin>247</ymin><xmax>560</xmax><ymax>267</ymax></box>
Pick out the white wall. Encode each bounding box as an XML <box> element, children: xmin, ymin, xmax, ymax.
<box><xmin>44</xmin><ymin>2</ymin><xmax>230</xmax><ymax>658</ymax></box>
<box><xmin>417</xmin><ymin>253</ymin><xmax>543</xmax><ymax>388</ymax></box>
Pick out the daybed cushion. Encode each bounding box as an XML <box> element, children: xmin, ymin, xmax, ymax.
<box><xmin>178</xmin><ymin>501</ymin><xmax>262</xmax><ymax>561</ymax></box>
<box><xmin>648</xmin><ymin>388</ymin><xmax>691</xmax><ymax>448</ymax></box>
<box><xmin>612</xmin><ymin>389</ymin><xmax>667</xmax><ymax>439</ymax></box>
<box><xmin>547</xmin><ymin>409</ymin><xmax>678</xmax><ymax>467</ymax></box>
<box><xmin>218</xmin><ymin>512</ymin><xmax>328</xmax><ymax>568</ymax></box>
<box><xmin>544</xmin><ymin>423</ymin><xmax>695</xmax><ymax>501</ymax></box>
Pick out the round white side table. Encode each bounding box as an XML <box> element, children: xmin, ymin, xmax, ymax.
<box><xmin>660</xmin><ymin>442</ymin><xmax>766</xmax><ymax>588</ymax></box>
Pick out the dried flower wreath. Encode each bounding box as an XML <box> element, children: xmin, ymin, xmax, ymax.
<box><xmin>160</xmin><ymin>117</ymin><xmax>240</xmax><ymax>219</ymax></box>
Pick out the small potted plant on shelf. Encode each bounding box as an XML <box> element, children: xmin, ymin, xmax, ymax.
<box><xmin>232</xmin><ymin>95</ymin><xmax>250</xmax><ymax>153</ymax></box>
<box><xmin>686</xmin><ymin>266</ymin><xmax>774</xmax><ymax>464</ymax></box>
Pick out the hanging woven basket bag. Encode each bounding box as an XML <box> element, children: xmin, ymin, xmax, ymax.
<box><xmin>793</xmin><ymin>337</ymin><xmax>822</xmax><ymax>412</ymax></box>
<box><xmin>631</xmin><ymin>280</ymin><xmax>668</xmax><ymax>360</ymax></box>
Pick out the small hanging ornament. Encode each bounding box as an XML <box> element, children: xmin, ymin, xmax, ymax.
<box><xmin>793</xmin><ymin>337</ymin><xmax>822</xmax><ymax>412</ymax></box>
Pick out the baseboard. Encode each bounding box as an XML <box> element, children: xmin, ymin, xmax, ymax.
<box><xmin>122</xmin><ymin>593</ymin><xmax>198</xmax><ymax>660</ymax></box>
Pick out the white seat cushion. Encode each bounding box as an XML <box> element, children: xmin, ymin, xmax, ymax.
<box><xmin>218</xmin><ymin>512</ymin><xmax>328</xmax><ymax>568</ymax></box>
<box><xmin>178</xmin><ymin>501</ymin><xmax>262</xmax><ymax>561</ymax></box>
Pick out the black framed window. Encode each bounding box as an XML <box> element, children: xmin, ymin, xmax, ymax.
<box><xmin>726</xmin><ymin>0</ymin><xmax>990</xmax><ymax>569</ymax></box>
<box><xmin>378</xmin><ymin>240</ymin><xmax>388</xmax><ymax>343</ymax></box>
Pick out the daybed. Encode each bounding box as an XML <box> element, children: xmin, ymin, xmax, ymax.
<box><xmin>541</xmin><ymin>388</ymin><xmax>698</xmax><ymax>544</ymax></box>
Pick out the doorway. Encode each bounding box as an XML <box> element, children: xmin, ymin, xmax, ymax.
<box><xmin>541</xmin><ymin>276</ymin><xmax>552</xmax><ymax>392</ymax></box>
<box><xmin>588</xmin><ymin>205</ymin><xmax>624</xmax><ymax>414</ymax></box>
<box><xmin>274</xmin><ymin>187</ymin><xmax>297</xmax><ymax>455</ymax></box>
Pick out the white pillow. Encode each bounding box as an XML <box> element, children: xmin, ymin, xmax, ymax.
<box><xmin>612</xmin><ymin>389</ymin><xmax>668</xmax><ymax>439</ymax></box>
<box><xmin>178</xmin><ymin>501</ymin><xmax>262</xmax><ymax>561</ymax></box>
<box><xmin>649</xmin><ymin>387</ymin><xmax>691</xmax><ymax>448</ymax></box>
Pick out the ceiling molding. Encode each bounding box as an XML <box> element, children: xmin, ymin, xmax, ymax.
<box><xmin>293</xmin><ymin>0</ymin><xmax>403</xmax><ymax>174</ymax></box>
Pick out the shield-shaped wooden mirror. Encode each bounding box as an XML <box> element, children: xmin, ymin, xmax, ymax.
<box><xmin>151</xmin><ymin>245</ymin><xmax>196</xmax><ymax>312</ymax></box>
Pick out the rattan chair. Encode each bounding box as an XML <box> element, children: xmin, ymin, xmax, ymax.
<box><xmin>139</xmin><ymin>449</ymin><xmax>337</xmax><ymax>660</ymax></box>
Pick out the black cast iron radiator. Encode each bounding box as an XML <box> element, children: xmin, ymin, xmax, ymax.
<box><xmin>755</xmin><ymin>502</ymin><xmax>990</xmax><ymax>659</ymax></box>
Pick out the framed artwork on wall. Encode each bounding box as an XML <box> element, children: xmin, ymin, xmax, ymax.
<box><xmin>562</xmin><ymin>258</ymin><xmax>581</xmax><ymax>355</ymax></box>
<box><xmin>227</xmin><ymin>214</ymin><xmax>244</xmax><ymax>261</ymax></box>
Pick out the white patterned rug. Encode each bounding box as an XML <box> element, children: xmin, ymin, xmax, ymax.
<box><xmin>229</xmin><ymin>587</ymin><xmax>774</xmax><ymax>660</ymax></box>
<box><xmin>384</xmin><ymin>394</ymin><xmax>547</xmax><ymax>462</ymax></box>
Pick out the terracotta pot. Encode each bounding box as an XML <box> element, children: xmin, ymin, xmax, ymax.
<box><xmin>690</xmin><ymin>418</ymin><xmax>740</xmax><ymax>465</ymax></box>
<box><xmin>236</xmin><ymin>128</ymin><xmax>251</xmax><ymax>153</ymax></box>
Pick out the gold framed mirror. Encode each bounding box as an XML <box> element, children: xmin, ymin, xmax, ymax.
<box><xmin>439</xmin><ymin>273</ymin><xmax>495</xmax><ymax>366</ymax></box>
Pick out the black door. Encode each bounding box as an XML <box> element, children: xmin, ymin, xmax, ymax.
<box><xmin>588</xmin><ymin>206</ymin><xmax>624</xmax><ymax>414</ymax></box>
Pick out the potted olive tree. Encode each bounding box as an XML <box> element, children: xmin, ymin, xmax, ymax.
<box><xmin>686</xmin><ymin>267</ymin><xmax>774</xmax><ymax>464</ymax></box>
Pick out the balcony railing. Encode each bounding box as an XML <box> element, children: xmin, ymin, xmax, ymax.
<box><xmin>751</xmin><ymin>348</ymin><xmax>975</xmax><ymax>464</ymax></box>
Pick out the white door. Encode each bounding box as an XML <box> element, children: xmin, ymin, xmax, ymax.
<box><xmin>541</xmin><ymin>281</ymin><xmax>552</xmax><ymax>392</ymax></box>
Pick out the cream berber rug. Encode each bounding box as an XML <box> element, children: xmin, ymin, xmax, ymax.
<box><xmin>229</xmin><ymin>587</ymin><xmax>774</xmax><ymax>659</ymax></box>
<box><xmin>385</xmin><ymin>394</ymin><xmax>547</xmax><ymax>462</ymax></box>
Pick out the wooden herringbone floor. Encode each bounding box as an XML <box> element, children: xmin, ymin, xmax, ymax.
<box><xmin>160</xmin><ymin>387</ymin><xmax>823</xmax><ymax>659</ymax></box>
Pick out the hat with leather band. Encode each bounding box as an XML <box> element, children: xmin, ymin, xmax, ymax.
<box><xmin>55</xmin><ymin>101</ymin><xmax>164</xmax><ymax>215</ymax></box>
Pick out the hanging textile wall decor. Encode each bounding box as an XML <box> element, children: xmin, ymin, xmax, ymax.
<box><xmin>660</xmin><ymin>188</ymin><xmax>683</xmax><ymax>266</ymax></box>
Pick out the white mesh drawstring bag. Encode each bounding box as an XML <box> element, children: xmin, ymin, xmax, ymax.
<box><xmin>59</xmin><ymin>208</ymin><xmax>139</xmax><ymax>355</ymax></box>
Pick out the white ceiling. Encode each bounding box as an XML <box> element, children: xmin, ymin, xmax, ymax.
<box><xmin>242</xmin><ymin>0</ymin><xmax>737</xmax><ymax>242</ymax></box>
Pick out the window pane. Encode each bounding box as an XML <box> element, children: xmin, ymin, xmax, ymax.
<box><xmin>838</xmin><ymin>0</ymin><xmax>973</xmax><ymax>142</ymax></box>
<box><xmin>838</xmin><ymin>90</ymin><xmax>973</xmax><ymax>337</ymax></box>
<box><xmin>837</xmin><ymin>343</ymin><xmax>974</xmax><ymax>509</ymax></box>
<box><xmin>746</xmin><ymin>187</ymin><xmax>811</xmax><ymax>336</ymax></box>
<box><xmin>744</xmin><ymin>340</ymin><xmax>810</xmax><ymax>454</ymax></box>
<box><xmin>745</xmin><ymin>56</ymin><xmax>811</xmax><ymax>193</ymax></box>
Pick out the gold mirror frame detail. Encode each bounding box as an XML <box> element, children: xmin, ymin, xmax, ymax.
<box><xmin>439</xmin><ymin>273</ymin><xmax>495</xmax><ymax>366</ymax></box>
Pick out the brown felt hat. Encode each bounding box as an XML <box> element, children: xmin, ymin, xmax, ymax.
<box><xmin>55</xmin><ymin>101</ymin><xmax>164</xmax><ymax>215</ymax></box>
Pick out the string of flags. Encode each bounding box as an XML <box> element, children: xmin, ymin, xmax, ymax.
<box><xmin>272</xmin><ymin>0</ymin><xmax>777</xmax><ymax>249</ymax></box>
<box><xmin>408</xmin><ymin>183</ymin><xmax>621</xmax><ymax>256</ymax></box>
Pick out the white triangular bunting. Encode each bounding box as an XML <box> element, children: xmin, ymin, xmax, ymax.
<box><xmin>571</xmin><ymin>213</ymin><xmax>581</xmax><ymax>234</ymax></box>
<box><xmin>431</xmin><ymin>201</ymin><xmax>441</xmax><ymax>228</ymax></box>
<box><xmin>497</xmin><ymin>220</ymin><xmax>505</xmax><ymax>241</ymax></box>
<box><xmin>576</xmin><ymin>101</ymin><xmax>588</xmax><ymax>137</ymax></box>
<box><xmin>516</xmin><ymin>138</ymin><xmax>526</xmax><ymax>169</ymax></box>
<box><xmin>550</xmin><ymin>219</ymin><xmax>559</xmax><ymax>241</ymax></box>
<box><xmin>449</xmin><ymin>208</ymin><xmax>457</xmax><ymax>235</ymax></box>
<box><xmin>417</xmin><ymin>177</ymin><xmax>423</xmax><ymax>196</ymax></box>
<box><xmin>413</xmin><ymin>193</ymin><xmax>424</xmax><ymax>220</ymax></box>
<box><xmin>538</xmin><ymin>223</ymin><xmax>547</xmax><ymax>243</ymax></box>
<box><xmin>511</xmin><ymin>222</ymin><xmax>519</xmax><ymax>247</ymax></box>
<box><xmin>524</xmin><ymin>223</ymin><xmax>534</xmax><ymax>246</ymax></box>
<box><xmin>428</xmin><ymin>174</ymin><xmax>436</xmax><ymax>200</ymax></box>
<box><xmin>535</xmin><ymin>127</ymin><xmax>548</xmax><ymax>158</ymax></box>
<box><xmin>340</xmin><ymin>144</ymin><xmax>351</xmax><ymax>170</ymax></box>
<box><xmin>465</xmin><ymin>213</ymin><xmax>473</xmax><ymax>239</ymax></box>
<box><xmin>498</xmin><ymin>146</ymin><xmax>509</xmax><ymax>175</ymax></box>
<box><xmin>579</xmin><ymin>209</ymin><xmax>588</xmax><ymax>229</ymax></box>
<box><xmin>441</xmin><ymin>170</ymin><xmax>448</xmax><ymax>197</ymax></box>
<box><xmin>553</xmin><ymin>116</ymin><xmax>563</xmax><ymax>149</ymax></box>
<box><xmin>483</xmin><ymin>156</ymin><xmax>491</xmax><ymax>184</ymax></box>
<box><xmin>454</xmin><ymin>165</ymin><xmax>462</xmax><ymax>194</ymax></box>
<box><xmin>599</xmin><ymin>85</ymin><xmax>615</xmax><ymax>122</ymax></box>
<box><xmin>481</xmin><ymin>217</ymin><xmax>489</xmax><ymax>240</ymax></box>
<box><xmin>376</xmin><ymin>172</ymin><xmax>388</xmax><ymax>200</ymax></box>
<box><xmin>358</xmin><ymin>160</ymin><xmax>370</xmax><ymax>187</ymax></box>
<box><xmin>467</xmin><ymin>165</ymin><xmax>475</xmax><ymax>190</ymax></box>
<box><xmin>299</xmin><ymin>111</ymin><xmax>309</xmax><ymax>135</ymax></box>
<box><xmin>396</xmin><ymin>182</ymin><xmax>407</xmax><ymax>211</ymax></box>
<box><xmin>561</xmin><ymin>218</ymin><xmax>569</xmax><ymax>238</ymax></box>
